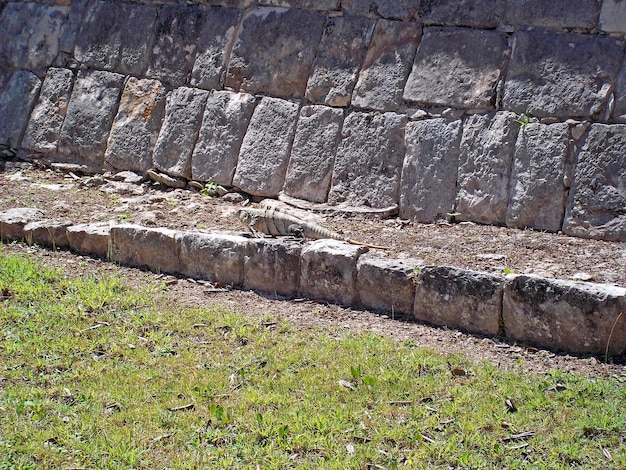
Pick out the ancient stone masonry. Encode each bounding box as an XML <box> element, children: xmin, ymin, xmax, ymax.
<box><xmin>1</xmin><ymin>0</ymin><xmax>626</xmax><ymax>242</ymax></box>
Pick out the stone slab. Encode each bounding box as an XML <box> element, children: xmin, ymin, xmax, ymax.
<box><xmin>352</xmin><ymin>20</ymin><xmax>421</xmax><ymax>112</ymax></box>
<box><xmin>232</xmin><ymin>97</ymin><xmax>300</xmax><ymax>197</ymax></box>
<box><xmin>328</xmin><ymin>111</ymin><xmax>407</xmax><ymax>208</ymax></box>
<box><xmin>503</xmin><ymin>275</ymin><xmax>626</xmax><ymax>354</ymax></box>
<box><xmin>23</xmin><ymin>218</ymin><xmax>72</xmax><ymax>250</ymax></box>
<box><xmin>192</xmin><ymin>90</ymin><xmax>257</xmax><ymax>185</ymax></box>
<box><xmin>225</xmin><ymin>7</ymin><xmax>325</xmax><ymax>98</ymax></box>
<box><xmin>563</xmin><ymin>124</ymin><xmax>626</xmax><ymax>242</ymax></box>
<box><xmin>0</xmin><ymin>70</ymin><xmax>41</xmax><ymax>149</ymax></box>
<box><xmin>399</xmin><ymin>118</ymin><xmax>462</xmax><ymax>222</ymax></box>
<box><xmin>504</xmin><ymin>0</ymin><xmax>598</xmax><ymax>29</ymax></box>
<box><xmin>503</xmin><ymin>31</ymin><xmax>624</xmax><ymax>119</ymax></box>
<box><xmin>403</xmin><ymin>27</ymin><xmax>509</xmax><ymax>110</ymax></box>
<box><xmin>305</xmin><ymin>15</ymin><xmax>375</xmax><ymax>107</ymax></box>
<box><xmin>282</xmin><ymin>105</ymin><xmax>344</xmax><ymax>203</ymax></box>
<box><xmin>243</xmin><ymin>238</ymin><xmax>302</xmax><ymax>297</ymax></box>
<box><xmin>455</xmin><ymin>112</ymin><xmax>520</xmax><ymax>225</ymax></box>
<box><xmin>414</xmin><ymin>266</ymin><xmax>504</xmax><ymax>337</ymax></box>
<box><xmin>0</xmin><ymin>208</ymin><xmax>45</xmax><ymax>242</ymax></box>
<box><xmin>153</xmin><ymin>87</ymin><xmax>209</xmax><ymax>179</ymax></box>
<box><xmin>66</xmin><ymin>222</ymin><xmax>112</xmax><ymax>259</ymax></box>
<box><xmin>105</xmin><ymin>78</ymin><xmax>167</xmax><ymax>174</ymax></box>
<box><xmin>599</xmin><ymin>0</ymin><xmax>626</xmax><ymax>35</ymax></box>
<box><xmin>614</xmin><ymin>61</ymin><xmax>626</xmax><ymax>122</ymax></box>
<box><xmin>342</xmin><ymin>0</ymin><xmax>419</xmax><ymax>20</ymax></box>
<box><xmin>506</xmin><ymin>123</ymin><xmax>570</xmax><ymax>232</ymax></box>
<box><xmin>417</xmin><ymin>0</ymin><xmax>504</xmax><ymax>28</ymax></box>
<box><xmin>258</xmin><ymin>0</ymin><xmax>340</xmax><ymax>10</ymax></box>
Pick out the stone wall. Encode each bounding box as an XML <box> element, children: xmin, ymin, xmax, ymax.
<box><xmin>0</xmin><ymin>0</ymin><xmax>625</xmax><ymax>241</ymax></box>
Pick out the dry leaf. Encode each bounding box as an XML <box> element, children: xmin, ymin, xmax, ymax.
<box><xmin>505</xmin><ymin>398</ymin><xmax>518</xmax><ymax>413</ymax></box>
<box><xmin>346</xmin><ymin>443</ymin><xmax>355</xmax><ymax>455</ymax></box>
<box><xmin>603</xmin><ymin>448</ymin><xmax>612</xmax><ymax>461</ymax></box>
<box><xmin>338</xmin><ymin>379</ymin><xmax>356</xmax><ymax>390</ymax></box>
<box><xmin>451</xmin><ymin>367</ymin><xmax>467</xmax><ymax>376</ymax></box>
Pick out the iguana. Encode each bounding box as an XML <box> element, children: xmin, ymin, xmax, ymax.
<box><xmin>237</xmin><ymin>206</ymin><xmax>389</xmax><ymax>250</ymax></box>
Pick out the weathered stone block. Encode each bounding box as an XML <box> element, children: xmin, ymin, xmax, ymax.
<box><xmin>403</xmin><ymin>27</ymin><xmax>509</xmax><ymax>109</ymax></box>
<box><xmin>0</xmin><ymin>70</ymin><xmax>41</xmax><ymax>148</ymax></box>
<box><xmin>414</xmin><ymin>266</ymin><xmax>504</xmax><ymax>337</ymax></box>
<box><xmin>506</xmin><ymin>123</ymin><xmax>570</xmax><ymax>232</ymax></box>
<box><xmin>23</xmin><ymin>219</ymin><xmax>72</xmax><ymax>250</ymax></box>
<box><xmin>328</xmin><ymin>111</ymin><xmax>407</xmax><ymax>208</ymax></box>
<box><xmin>232</xmin><ymin>97</ymin><xmax>300</xmax><ymax>197</ymax></box>
<box><xmin>58</xmin><ymin>70</ymin><xmax>125</xmax><ymax>167</ymax></box>
<box><xmin>599</xmin><ymin>0</ymin><xmax>626</xmax><ymax>35</ymax></box>
<box><xmin>22</xmin><ymin>68</ymin><xmax>74</xmax><ymax>155</ymax></box>
<box><xmin>300</xmin><ymin>239</ymin><xmax>367</xmax><ymax>306</ymax></box>
<box><xmin>110</xmin><ymin>224</ymin><xmax>181</xmax><ymax>274</ymax></box>
<box><xmin>258</xmin><ymin>0</ymin><xmax>340</xmax><ymax>10</ymax></box>
<box><xmin>192</xmin><ymin>91</ymin><xmax>257</xmax><ymax>185</ymax></box>
<box><xmin>417</xmin><ymin>0</ymin><xmax>504</xmax><ymax>27</ymax></box>
<box><xmin>400</xmin><ymin>118</ymin><xmax>462</xmax><ymax>221</ymax></box>
<box><xmin>503</xmin><ymin>275</ymin><xmax>626</xmax><ymax>354</ymax></box>
<box><xmin>105</xmin><ymin>78</ymin><xmax>167</xmax><ymax>174</ymax></box>
<box><xmin>563</xmin><ymin>124</ymin><xmax>626</xmax><ymax>242</ymax></box>
<box><xmin>226</xmin><ymin>7</ymin><xmax>325</xmax><ymax>98</ymax></box>
<box><xmin>282</xmin><ymin>105</ymin><xmax>344</xmax><ymax>203</ymax></box>
<box><xmin>0</xmin><ymin>208</ymin><xmax>45</xmax><ymax>242</ymax></box>
<box><xmin>503</xmin><ymin>31</ymin><xmax>623</xmax><ymax>119</ymax></box>
<box><xmin>153</xmin><ymin>87</ymin><xmax>209</xmax><ymax>179</ymax></box>
<box><xmin>352</xmin><ymin>20</ymin><xmax>421</xmax><ymax>112</ymax></box>
<box><xmin>66</xmin><ymin>222</ymin><xmax>112</xmax><ymax>259</ymax></box>
<box><xmin>614</xmin><ymin>61</ymin><xmax>626</xmax><ymax>123</ymax></box>
<box><xmin>243</xmin><ymin>238</ymin><xmax>301</xmax><ymax>297</ymax></box>
<box><xmin>305</xmin><ymin>15</ymin><xmax>375</xmax><ymax>107</ymax></box>
<box><xmin>504</xmin><ymin>0</ymin><xmax>598</xmax><ymax>29</ymax></box>
<box><xmin>456</xmin><ymin>112</ymin><xmax>520</xmax><ymax>225</ymax></box>
<box><xmin>342</xmin><ymin>0</ymin><xmax>419</xmax><ymax>20</ymax></box>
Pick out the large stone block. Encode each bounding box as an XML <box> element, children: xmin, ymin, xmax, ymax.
<box><xmin>22</xmin><ymin>68</ymin><xmax>74</xmax><ymax>155</ymax></box>
<box><xmin>66</xmin><ymin>222</ymin><xmax>112</xmax><ymax>259</ymax></box>
<box><xmin>23</xmin><ymin>219</ymin><xmax>72</xmax><ymax>250</ymax></box>
<box><xmin>417</xmin><ymin>0</ymin><xmax>504</xmax><ymax>27</ymax></box>
<box><xmin>105</xmin><ymin>78</ymin><xmax>167</xmax><ymax>174</ymax></box>
<box><xmin>305</xmin><ymin>15</ymin><xmax>375</xmax><ymax>107</ymax></box>
<box><xmin>614</xmin><ymin>61</ymin><xmax>626</xmax><ymax>123</ymax></box>
<box><xmin>153</xmin><ymin>87</ymin><xmax>209</xmax><ymax>179</ymax></box>
<box><xmin>506</xmin><ymin>123</ymin><xmax>570</xmax><ymax>232</ymax></box>
<box><xmin>0</xmin><ymin>70</ymin><xmax>41</xmax><ymax>148</ymax></box>
<box><xmin>0</xmin><ymin>208</ymin><xmax>45</xmax><ymax>242</ymax></box>
<box><xmin>225</xmin><ymin>7</ymin><xmax>325</xmax><ymax>98</ymax></box>
<box><xmin>300</xmin><ymin>239</ymin><xmax>367</xmax><ymax>306</ymax></box>
<box><xmin>232</xmin><ymin>97</ymin><xmax>300</xmax><ymax>197</ymax></box>
<box><xmin>504</xmin><ymin>0</ymin><xmax>598</xmax><ymax>29</ymax></box>
<box><xmin>58</xmin><ymin>70</ymin><xmax>125</xmax><ymax>167</ymax></box>
<box><xmin>352</xmin><ymin>20</ymin><xmax>421</xmax><ymax>112</ymax></box>
<box><xmin>243</xmin><ymin>238</ymin><xmax>302</xmax><ymax>297</ymax></box>
<box><xmin>563</xmin><ymin>124</ymin><xmax>626</xmax><ymax>242</ymax></box>
<box><xmin>503</xmin><ymin>275</ymin><xmax>626</xmax><ymax>355</ymax></box>
<box><xmin>74</xmin><ymin>1</ymin><xmax>156</xmax><ymax>76</ymax></box>
<box><xmin>258</xmin><ymin>0</ymin><xmax>340</xmax><ymax>9</ymax></box>
<box><xmin>399</xmin><ymin>118</ymin><xmax>462</xmax><ymax>222</ymax></box>
<box><xmin>342</xmin><ymin>0</ymin><xmax>419</xmax><ymax>20</ymax></box>
<box><xmin>192</xmin><ymin>90</ymin><xmax>257</xmax><ymax>185</ymax></box>
<box><xmin>414</xmin><ymin>266</ymin><xmax>504</xmax><ymax>337</ymax></box>
<box><xmin>599</xmin><ymin>0</ymin><xmax>626</xmax><ymax>35</ymax></box>
<box><xmin>455</xmin><ymin>112</ymin><xmax>519</xmax><ymax>225</ymax></box>
<box><xmin>403</xmin><ymin>27</ymin><xmax>509</xmax><ymax>110</ymax></box>
<box><xmin>282</xmin><ymin>105</ymin><xmax>344</xmax><ymax>203</ymax></box>
<box><xmin>503</xmin><ymin>31</ymin><xmax>624</xmax><ymax>119</ymax></box>
<box><xmin>328</xmin><ymin>111</ymin><xmax>407</xmax><ymax>208</ymax></box>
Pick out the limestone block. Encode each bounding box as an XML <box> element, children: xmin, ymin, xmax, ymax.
<box><xmin>506</xmin><ymin>123</ymin><xmax>570</xmax><ymax>232</ymax></box>
<box><xmin>192</xmin><ymin>91</ymin><xmax>257</xmax><ymax>185</ymax></box>
<box><xmin>417</xmin><ymin>0</ymin><xmax>504</xmax><ymax>27</ymax></box>
<box><xmin>414</xmin><ymin>266</ymin><xmax>504</xmax><ymax>337</ymax></box>
<box><xmin>503</xmin><ymin>31</ymin><xmax>623</xmax><ymax>119</ymax></box>
<box><xmin>232</xmin><ymin>97</ymin><xmax>299</xmax><ymax>197</ymax></box>
<box><xmin>258</xmin><ymin>0</ymin><xmax>340</xmax><ymax>10</ymax></box>
<box><xmin>56</xmin><ymin>0</ymin><xmax>89</xmax><ymax>66</ymax></box>
<box><xmin>0</xmin><ymin>208</ymin><xmax>45</xmax><ymax>242</ymax></box>
<box><xmin>403</xmin><ymin>27</ymin><xmax>509</xmax><ymax>110</ymax></box>
<box><xmin>58</xmin><ymin>70</ymin><xmax>125</xmax><ymax>167</ymax></box>
<box><xmin>199</xmin><ymin>0</ymin><xmax>255</xmax><ymax>7</ymax></box>
<box><xmin>23</xmin><ymin>219</ymin><xmax>72</xmax><ymax>250</ymax></box>
<box><xmin>105</xmin><ymin>78</ymin><xmax>167</xmax><ymax>174</ymax></box>
<box><xmin>225</xmin><ymin>7</ymin><xmax>325</xmax><ymax>98</ymax></box>
<box><xmin>179</xmin><ymin>231</ymin><xmax>250</xmax><ymax>285</ymax></box>
<box><xmin>66</xmin><ymin>222</ymin><xmax>112</xmax><ymax>259</ymax></box>
<box><xmin>352</xmin><ymin>20</ymin><xmax>421</xmax><ymax>112</ymax></box>
<box><xmin>342</xmin><ymin>0</ymin><xmax>419</xmax><ymax>20</ymax></box>
<box><xmin>456</xmin><ymin>112</ymin><xmax>520</xmax><ymax>225</ymax></box>
<box><xmin>599</xmin><ymin>0</ymin><xmax>626</xmax><ymax>34</ymax></box>
<box><xmin>22</xmin><ymin>68</ymin><xmax>74</xmax><ymax>155</ymax></box>
<box><xmin>0</xmin><ymin>71</ymin><xmax>41</xmax><ymax>148</ymax></box>
<box><xmin>504</xmin><ymin>0</ymin><xmax>598</xmax><ymax>29</ymax></box>
<box><xmin>110</xmin><ymin>224</ymin><xmax>181</xmax><ymax>275</ymax></box>
<box><xmin>0</xmin><ymin>2</ymin><xmax>69</xmax><ymax>68</ymax></box>
<box><xmin>190</xmin><ymin>7</ymin><xmax>241</xmax><ymax>90</ymax></box>
<box><xmin>356</xmin><ymin>254</ymin><xmax>419</xmax><ymax>317</ymax></box>
<box><xmin>153</xmin><ymin>87</ymin><xmax>209</xmax><ymax>179</ymax></box>
<box><xmin>300</xmin><ymin>239</ymin><xmax>367</xmax><ymax>306</ymax></box>
<box><xmin>328</xmin><ymin>111</ymin><xmax>407</xmax><ymax>208</ymax></box>
<box><xmin>614</xmin><ymin>61</ymin><xmax>626</xmax><ymax>122</ymax></box>
<box><xmin>305</xmin><ymin>15</ymin><xmax>375</xmax><ymax>107</ymax></box>
<box><xmin>563</xmin><ymin>124</ymin><xmax>626</xmax><ymax>242</ymax></box>
<box><xmin>243</xmin><ymin>238</ymin><xmax>302</xmax><ymax>297</ymax></box>
<box><xmin>282</xmin><ymin>105</ymin><xmax>344</xmax><ymax>203</ymax></box>
<box><xmin>399</xmin><ymin>118</ymin><xmax>462</xmax><ymax>222</ymax></box>
<box><xmin>74</xmin><ymin>1</ymin><xmax>156</xmax><ymax>76</ymax></box>
<box><xmin>503</xmin><ymin>275</ymin><xmax>626</xmax><ymax>355</ymax></box>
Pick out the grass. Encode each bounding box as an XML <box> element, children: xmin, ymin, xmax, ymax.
<box><xmin>1</xmin><ymin>248</ymin><xmax>625</xmax><ymax>469</ymax></box>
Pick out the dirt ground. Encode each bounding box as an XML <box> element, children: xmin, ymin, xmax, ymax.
<box><xmin>1</xmin><ymin>161</ymin><xmax>625</xmax><ymax>377</ymax></box>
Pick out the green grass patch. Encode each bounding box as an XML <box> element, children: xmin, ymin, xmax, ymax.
<box><xmin>1</xmin><ymin>249</ymin><xmax>625</xmax><ymax>469</ymax></box>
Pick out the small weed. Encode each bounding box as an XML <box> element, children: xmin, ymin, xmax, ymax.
<box><xmin>200</xmin><ymin>181</ymin><xmax>219</xmax><ymax>197</ymax></box>
<box><xmin>119</xmin><ymin>212</ymin><xmax>132</xmax><ymax>222</ymax></box>
<box><xmin>515</xmin><ymin>112</ymin><xmax>531</xmax><ymax>127</ymax></box>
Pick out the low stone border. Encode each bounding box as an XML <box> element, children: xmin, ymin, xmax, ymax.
<box><xmin>2</xmin><ymin>207</ymin><xmax>625</xmax><ymax>356</ymax></box>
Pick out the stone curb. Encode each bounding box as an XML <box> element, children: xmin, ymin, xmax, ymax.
<box><xmin>1</xmin><ymin>208</ymin><xmax>624</xmax><ymax>356</ymax></box>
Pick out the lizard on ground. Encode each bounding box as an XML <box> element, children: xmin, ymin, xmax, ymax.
<box><xmin>237</xmin><ymin>206</ymin><xmax>390</xmax><ymax>250</ymax></box>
